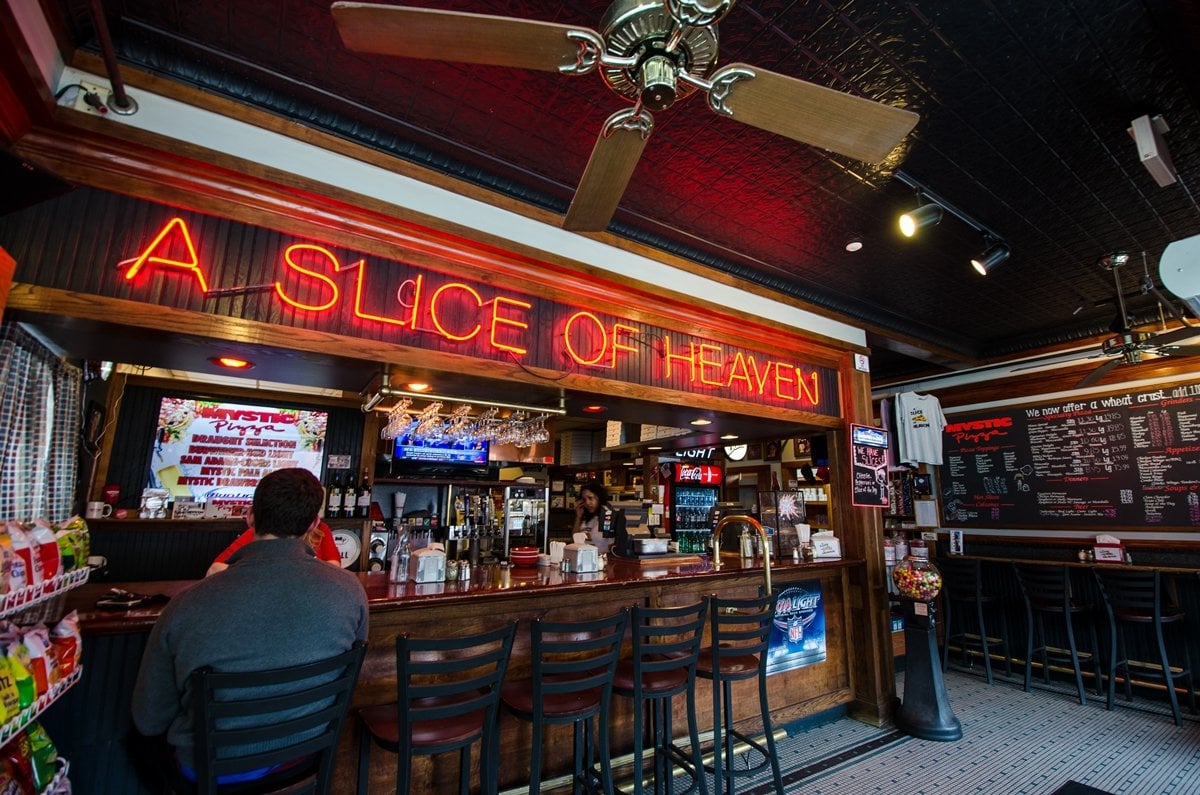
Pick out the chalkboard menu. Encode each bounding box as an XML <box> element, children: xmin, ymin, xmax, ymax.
<box><xmin>940</xmin><ymin>381</ymin><xmax>1200</xmax><ymax>528</ymax></box>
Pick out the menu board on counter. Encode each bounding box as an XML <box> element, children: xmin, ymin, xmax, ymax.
<box><xmin>940</xmin><ymin>382</ymin><xmax>1200</xmax><ymax>528</ymax></box>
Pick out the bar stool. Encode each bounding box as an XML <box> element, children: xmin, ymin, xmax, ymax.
<box><xmin>695</xmin><ymin>593</ymin><xmax>784</xmax><ymax>795</ymax></box>
<box><xmin>1093</xmin><ymin>568</ymin><xmax>1195</xmax><ymax>725</ymax></box>
<box><xmin>612</xmin><ymin>599</ymin><xmax>709</xmax><ymax>795</ymax></box>
<box><xmin>939</xmin><ymin>557</ymin><xmax>1013</xmax><ymax>684</ymax></box>
<box><xmin>356</xmin><ymin>621</ymin><xmax>516</xmax><ymax>795</ymax></box>
<box><xmin>500</xmin><ymin>609</ymin><xmax>629</xmax><ymax>794</ymax></box>
<box><xmin>1012</xmin><ymin>563</ymin><xmax>1103</xmax><ymax>705</ymax></box>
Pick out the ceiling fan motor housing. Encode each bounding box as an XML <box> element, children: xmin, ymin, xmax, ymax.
<box><xmin>599</xmin><ymin>0</ymin><xmax>719</xmax><ymax>109</ymax></box>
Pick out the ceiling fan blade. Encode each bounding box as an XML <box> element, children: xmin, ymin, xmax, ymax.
<box><xmin>1076</xmin><ymin>357</ymin><xmax>1124</xmax><ymax>388</ymax></box>
<box><xmin>564</xmin><ymin>108</ymin><xmax>654</xmax><ymax>232</ymax></box>
<box><xmin>708</xmin><ymin>64</ymin><xmax>919</xmax><ymax>163</ymax></box>
<box><xmin>1150</xmin><ymin>325</ymin><xmax>1200</xmax><ymax>347</ymax></box>
<box><xmin>331</xmin><ymin>3</ymin><xmax>600</xmax><ymax>73</ymax></box>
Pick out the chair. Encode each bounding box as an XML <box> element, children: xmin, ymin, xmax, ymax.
<box><xmin>1093</xmin><ymin>568</ymin><xmax>1196</xmax><ymax>725</ymax></box>
<box><xmin>612</xmin><ymin>599</ymin><xmax>709</xmax><ymax>795</ymax></box>
<box><xmin>170</xmin><ymin>640</ymin><xmax>367</xmax><ymax>795</ymax></box>
<box><xmin>356</xmin><ymin>621</ymin><xmax>517</xmax><ymax>795</ymax></box>
<box><xmin>938</xmin><ymin>557</ymin><xmax>1013</xmax><ymax>684</ymax></box>
<box><xmin>1012</xmin><ymin>563</ymin><xmax>1103</xmax><ymax>705</ymax></box>
<box><xmin>695</xmin><ymin>593</ymin><xmax>784</xmax><ymax>795</ymax></box>
<box><xmin>501</xmin><ymin>609</ymin><xmax>630</xmax><ymax>794</ymax></box>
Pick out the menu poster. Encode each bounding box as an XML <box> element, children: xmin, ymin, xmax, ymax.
<box><xmin>941</xmin><ymin>382</ymin><xmax>1200</xmax><ymax>528</ymax></box>
<box><xmin>850</xmin><ymin>424</ymin><xmax>890</xmax><ymax>508</ymax></box>
<box><xmin>149</xmin><ymin>398</ymin><xmax>328</xmax><ymax>509</ymax></box>
<box><xmin>766</xmin><ymin>580</ymin><xmax>826</xmax><ymax>674</ymax></box>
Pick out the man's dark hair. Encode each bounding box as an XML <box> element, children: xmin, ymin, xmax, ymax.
<box><xmin>251</xmin><ymin>468</ymin><xmax>324</xmax><ymax>538</ymax></box>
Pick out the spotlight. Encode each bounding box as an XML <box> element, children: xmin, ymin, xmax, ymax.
<box><xmin>845</xmin><ymin>237</ymin><xmax>863</xmax><ymax>253</ymax></box>
<box><xmin>971</xmin><ymin>242</ymin><xmax>1010</xmax><ymax>275</ymax></box>
<box><xmin>898</xmin><ymin>203</ymin><xmax>943</xmax><ymax>237</ymax></box>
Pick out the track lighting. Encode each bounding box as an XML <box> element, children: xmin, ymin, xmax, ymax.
<box><xmin>898</xmin><ymin>202</ymin><xmax>943</xmax><ymax>238</ymax></box>
<box><xmin>971</xmin><ymin>242</ymin><xmax>1010</xmax><ymax>275</ymax></box>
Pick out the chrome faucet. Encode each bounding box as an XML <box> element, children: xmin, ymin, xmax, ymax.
<box><xmin>710</xmin><ymin>514</ymin><xmax>772</xmax><ymax>594</ymax></box>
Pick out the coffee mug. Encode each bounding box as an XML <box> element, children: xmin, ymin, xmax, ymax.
<box><xmin>86</xmin><ymin>501</ymin><xmax>113</xmax><ymax>519</ymax></box>
<box><xmin>102</xmin><ymin>484</ymin><xmax>121</xmax><ymax>504</ymax></box>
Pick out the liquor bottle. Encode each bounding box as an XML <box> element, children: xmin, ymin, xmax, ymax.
<box><xmin>356</xmin><ymin>468</ymin><xmax>372</xmax><ymax>518</ymax></box>
<box><xmin>341</xmin><ymin>473</ymin><xmax>357</xmax><ymax>518</ymax></box>
<box><xmin>326</xmin><ymin>473</ymin><xmax>342</xmax><ymax>519</ymax></box>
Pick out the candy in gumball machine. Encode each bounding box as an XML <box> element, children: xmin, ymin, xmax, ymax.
<box><xmin>892</xmin><ymin>557</ymin><xmax>962</xmax><ymax>741</ymax></box>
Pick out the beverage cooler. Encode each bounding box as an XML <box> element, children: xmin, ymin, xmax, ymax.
<box><xmin>665</xmin><ymin>462</ymin><xmax>723</xmax><ymax>553</ymax></box>
<box><xmin>503</xmin><ymin>484</ymin><xmax>549</xmax><ymax>555</ymax></box>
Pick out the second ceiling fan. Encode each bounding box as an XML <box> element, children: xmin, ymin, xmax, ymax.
<box><xmin>331</xmin><ymin>0</ymin><xmax>920</xmax><ymax>232</ymax></box>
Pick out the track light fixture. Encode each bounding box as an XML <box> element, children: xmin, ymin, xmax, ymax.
<box><xmin>971</xmin><ymin>241</ymin><xmax>1011</xmax><ymax>275</ymax></box>
<box><xmin>898</xmin><ymin>202</ymin><xmax>943</xmax><ymax>238</ymax></box>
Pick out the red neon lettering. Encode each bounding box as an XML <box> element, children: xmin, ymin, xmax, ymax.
<box><xmin>122</xmin><ymin>217</ymin><xmax>209</xmax><ymax>292</ymax></box>
<box><xmin>726</xmin><ymin>352</ymin><xmax>754</xmax><ymax>391</ymax></box>
<box><xmin>796</xmin><ymin>368</ymin><xmax>820</xmax><ymax>406</ymax></box>
<box><xmin>563</xmin><ymin>311</ymin><xmax>608</xmax><ymax>367</ymax></box>
<box><xmin>662</xmin><ymin>337</ymin><xmax>695</xmax><ymax>380</ymax></box>
<box><xmin>429</xmin><ymin>282</ymin><xmax>483</xmax><ymax>342</ymax></box>
<box><xmin>773</xmin><ymin>362</ymin><xmax>796</xmax><ymax>400</ymax></box>
<box><xmin>611</xmin><ymin>323</ymin><xmax>637</xmax><ymax>367</ymax></box>
<box><xmin>274</xmin><ymin>244</ymin><xmax>340</xmax><ymax>311</ymax></box>
<box><xmin>491</xmin><ymin>296</ymin><xmax>531</xmax><ymax>355</ymax></box>
<box><xmin>697</xmin><ymin>343</ymin><xmax>723</xmax><ymax>386</ymax></box>
<box><xmin>354</xmin><ymin>270</ymin><xmax>421</xmax><ymax>328</ymax></box>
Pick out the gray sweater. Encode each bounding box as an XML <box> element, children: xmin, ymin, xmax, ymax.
<box><xmin>131</xmin><ymin>537</ymin><xmax>369</xmax><ymax>769</ymax></box>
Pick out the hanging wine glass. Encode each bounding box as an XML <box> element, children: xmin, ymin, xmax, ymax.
<box><xmin>413</xmin><ymin>401</ymin><xmax>445</xmax><ymax>442</ymax></box>
<box><xmin>381</xmin><ymin>397</ymin><xmax>413</xmax><ymax>441</ymax></box>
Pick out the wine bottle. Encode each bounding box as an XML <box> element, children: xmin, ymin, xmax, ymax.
<box><xmin>341</xmin><ymin>473</ymin><xmax>357</xmax><ymax>518</ymax></box>
<box><xmin>326</xmin><ymin>473</ymin><xmax>342</xmax><ymax>519</ymax></box>
<box><xmin>356</xmin><ymin>468</ymin><xmax>372</xmax><ymax>518</ymax></box>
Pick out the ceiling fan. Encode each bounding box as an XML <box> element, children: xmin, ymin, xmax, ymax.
<box><xmin>1075</xmin><ymin>252</ymin><xmax>1200</xmax><ymax>387</ymax></box>
<box><xmin>330</xmin><ymin>0</ymin><xmax>920</xmax><ymax>231</ymax></box>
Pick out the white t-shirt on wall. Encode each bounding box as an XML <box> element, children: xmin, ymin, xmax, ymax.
<box><xmin>895</xmin><ymin>392</ymin><xmax>947</xmax><ymax>466</ymax></box>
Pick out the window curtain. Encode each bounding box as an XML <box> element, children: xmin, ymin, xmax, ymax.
<box><xmin>0</xmin><ymin>323</ymin><xmax>82</xmax><ymax>522</ymax></box>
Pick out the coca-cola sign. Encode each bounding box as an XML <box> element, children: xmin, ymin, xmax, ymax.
<box><xmin>674</xmin><ymin>464</ymin><xmax>723</xmax><ymax>485</ymax></box>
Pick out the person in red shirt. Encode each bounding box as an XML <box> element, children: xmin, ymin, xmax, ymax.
<box><xmin>206</xmin><ymin>516</ymin><xmax>341</xmax><ymax>576</ymax></box>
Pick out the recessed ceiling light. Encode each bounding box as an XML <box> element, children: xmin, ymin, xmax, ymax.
<box><xmin>690</xmin><ymin>418</ymin><xmax>712</xmax><ymax>426</ymax></box>
<box><xmin>622</xmin><ymin>461</ymin><xmax>635</xmax><ymax>467</ymax></box>
<box><xmin>845</xmin><ymin>238</ymin><xmax>863</xmax><ymax>252</ymax></box>
<box><xmin>720</xmin><ymin>434</ymin><xmax>739</xmax><ymax>440</ymax></box>
<box><xmin>646</xmin><ymin>445</ymin><xmax>663</xmax><ymax>451</ymax></box>
<box><xmin>406</xmin><ymin>382</ymin><xmax>431</xmax><ymax>392</ymax></box>
<box><xmin>582</xmin><ymin>404</ymin><xmax>607</xmax><ymax>413</ymax></box>
<box><xmin>210</xmin><ymin>356</ymin><xmax>253</xmax><ymax>370</ymax></box>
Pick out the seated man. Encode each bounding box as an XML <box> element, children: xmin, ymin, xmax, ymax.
<box><xmin>131</xmin><ymin>467</ymin><xmax>369</xmax><ymax>785</ymax></box>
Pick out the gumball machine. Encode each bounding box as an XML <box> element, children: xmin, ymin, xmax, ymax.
<box><xmin>892</xmin><ymin>557</ymin><xmax>962</xmax><ymax>741</ymax></box>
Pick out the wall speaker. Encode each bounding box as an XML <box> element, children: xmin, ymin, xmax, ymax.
<box><xmin>1128</xmin><ymin>114</ymin><xmax>1176</xmax><ymax>188</ymax></box>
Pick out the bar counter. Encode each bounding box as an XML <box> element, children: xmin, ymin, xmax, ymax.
<box><xmin>58</xmin><ymin>553</ymin><xmax>867</xmax><ymax>794</ymax></box>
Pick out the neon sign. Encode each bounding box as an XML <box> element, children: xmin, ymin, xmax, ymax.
<box><xmin>119</xmin><ymin>216</ymin><xmax>835</xmax><ymax>413</ymax></box>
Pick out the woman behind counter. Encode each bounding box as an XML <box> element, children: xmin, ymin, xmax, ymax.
<box><xmin>572</xmin><ymin>479</ymin><xmax>614</xmax><ymax>554</ymax></box>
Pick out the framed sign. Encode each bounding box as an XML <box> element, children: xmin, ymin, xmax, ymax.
<box><xmin>850</xmin><ymin>424</ymin><xmax>890</xmax><ymax>508</ymax></box>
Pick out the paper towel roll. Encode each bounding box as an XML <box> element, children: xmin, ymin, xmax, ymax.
<box><xmin>393</xmin><ymin>492</ymin><xmax>407</xmax><ymax>516</ymax></box>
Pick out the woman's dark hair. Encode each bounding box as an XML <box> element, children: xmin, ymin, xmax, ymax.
<box><xmin>252</xmin><ymin>468</ymin><xmax>324</xmax><ymax>538</ymax></box>
<box><xmin>580</xmin><ymin>479</ymin><xmax>609</xmax><ymax>506</ymax></box>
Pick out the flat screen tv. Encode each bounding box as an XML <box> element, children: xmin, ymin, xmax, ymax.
<box><xmin>393</xmin><ymin>433</ymin><xmax>489</xmax><ymax>466</ymax></box>
<box><xmin>149</xmin><ymin>397</ymin><xmax>328</xmax><ymax>509</ymax></box>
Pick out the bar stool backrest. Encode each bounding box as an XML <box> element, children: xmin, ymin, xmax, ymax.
<box><xmin>396</xmin><ymin>620</ymin><xmax>517</xmax><ymax>741</ymax></box>
<box><xmin>1093</xmin><ymin>568</ymin><xmax>1167</xmax><ymax>619</ymax></box>
<box><xmin>530</xmin><ymin>609</ymin><xmax>630</xmax><ymax>702</ymax></box>
<box><xmin>706</xmin><ymin>593</ymin><xmax>776</xmax><ymax>677</ymax></box>
<box><xmin>629</xmin><ymin>599</ymin><xmax>709</xmax><ymax>680</ymax></box>
<box><xmin>1014</xmin><ymin>564</ymin><xmax>1074</xmax><ymax>612</ymax></box>
<box><xmin>938</xmin><ymin>557</ymin><xmax>984</xmax><ymax>600</ymax></box>
<box><xmin>186</xmin><ymin>640</ymin><xmax>367</xmax><ymax>795</ymax></box>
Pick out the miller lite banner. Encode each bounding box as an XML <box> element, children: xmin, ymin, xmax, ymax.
<box><xmin>671</xmin><ymin>463</ymin><xmax>724</xmax><ymax>485</ymax></box>
<box><xmin>766</xmin><ymin>580</ymin><xmax>827</xmax><ymax>674</ymax></box>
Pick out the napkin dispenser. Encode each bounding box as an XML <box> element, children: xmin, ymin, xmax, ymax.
<box><xmin>565</xmin><ymin>542</ymin><xmax>599</xmax><ymax>573</ymax></box>
<box><xmin>408</xmin><ymin>545</ymin><xmax>446</xmax><ymax>583</ymax></box>
<box><xmin>811</xmin><ymin>531</ymin><xmax>842</xmax><ymax>559</ymax></box>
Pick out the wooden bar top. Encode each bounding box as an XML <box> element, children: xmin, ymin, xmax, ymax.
<box><xmin>66</xmin><ymin>553</ymin><xmax>862</xmax><ymax>634</ymax></box>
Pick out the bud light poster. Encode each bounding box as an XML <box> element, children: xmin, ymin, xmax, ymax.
<box><xmin>767</xmin><ymin>580</ymin><xmax>826</xmax><ymax>674</ymax></box>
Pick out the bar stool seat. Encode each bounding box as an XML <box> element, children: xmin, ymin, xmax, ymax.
<box><xmin>357</xmin><ymin>621</ymin><xmax>516</xmax><ymax>795</ymax></box>
<box><xmin>695</xmin><ymin>593</ymin><xmax>784</xmax><ymax>795</ymax></box>
<box><xmin>612</xmin><ymin>599</ymin><xmax>709</xmax><ymax>795</ymax></box>
<box><xmin>1094</xmin><ymin>568</ymin><xmax>1195</xmax><ymax>725</ymax></box>
<box><xmin>1013</xmin><ymin>563</ymin><xmax>1103</xmax><ymax>705</ymax></box>
<box><xmin>501</xmin><ymin>609</ymin><xmax>629</xmax><ymax>795</ymax></box>
<box><xmin>939</xmin><ymin>557</ymin><xmax>1013</xmax><ymax>684</ymax></box>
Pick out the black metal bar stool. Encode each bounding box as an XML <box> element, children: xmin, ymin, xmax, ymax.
<box><xmin>612</xmin><ymin>599</ymin><xmax>709</xmax><ymax>795</ymax></box>
<box><xmin>1012</xmin><ymin>563</ymin><xmax>1103</xmax><ymax>705</ymax></box>
<box><xmin>695</xmin><ymin>593</ymin><xmax>784</xmax><ymax>795</ymax></box>
<box><xmin>500</xmin><ymin>609</ymin><xmax>629</xmax><ymax>794</ymax></box>
<box><xmin>1093</xmin><ymin>568</ymin><xmax>1196</xmax><ymax>725</ymax></box>
<box><xmin>939</xmin><ymin>557</ymin><xmax>1013</xmax><ymax>684</ymax></box>
<box><xmin>356</xmin><ymin>621</ymin><xmax>516</xmax><ymax>795</ymax></box>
